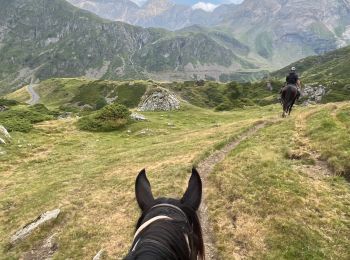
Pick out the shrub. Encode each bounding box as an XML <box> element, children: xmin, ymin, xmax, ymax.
<box><xmin>0</xmin><ymin>98</ymin><xmax>19</xmax><ymax>106</ymax></box>
<box><xmin>0</xmin><ymin>105</ymin><xmax>54</xmax><ymax>132</ymax></box>
<box><xmin>96</xmin><ymin>103</ymin><xmax>131</xmax><ymax>120</ymax></box>
<box><xmin>77</xmin><ymin>103</ymin><xmax>131</xmax><ymax>132</ymax></box>
<box><xmin>0</xmin><ymin>117</ymin><xmax>33</xmax><ymax>132</ymax></box>
<box><xmin>95</xmin><ymin>97</ymin><xmax>107</xmax><ymax>110</ymax></box>
<box><xmin>117</xmin><ymin>83</ymin><xmax>147</xmax><ymax>108</ymax></box>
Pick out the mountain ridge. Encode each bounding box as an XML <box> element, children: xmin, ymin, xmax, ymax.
<box><xmin>0</xmin><ymin>0</ymin><xmax>262</xmax><ymax>95</ymax></box>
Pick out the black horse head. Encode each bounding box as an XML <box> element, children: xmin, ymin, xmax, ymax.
<box><xmin>124</xmin><ymin>168</ymin><xmax>204</xmax><ymax>260</ymax></box>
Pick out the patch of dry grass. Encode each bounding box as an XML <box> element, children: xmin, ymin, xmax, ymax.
<box><xmin>5</xmin><ymin>86</ymin><xmax>30</xmax><ymax>103</ymax></box>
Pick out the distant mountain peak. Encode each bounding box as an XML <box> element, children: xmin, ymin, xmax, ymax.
<box><xmin>141</xmin><ymin>0</ymin><xmax>175</xmax><ymax>16</ymax></box>
<box><xmin>143</xmin><ymin>0</ymin><xmax>174</xmax><ymax>9</ymax></box>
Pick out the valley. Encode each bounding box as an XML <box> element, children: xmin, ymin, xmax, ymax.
<box><xmin>2</xmin><ymin>0</ymin><xmax>350</xmax><ymax>95</ymax></box>
<box><xmin>1</xmin><ymin>0</ymin><xmax>350</xmax><ymax>259</ymax></box>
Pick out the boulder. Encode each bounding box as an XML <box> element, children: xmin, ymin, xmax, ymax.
<box><xmin>138</xmin><ymin>87</ymin><xmax>180</xmax><ymax>112</ymax></box>
<box><xmin>10</xmin><ymin>209</ymin><xmax>60</xmax><ymax>244</ymax></box>
<box><xmin>131</xmin><ymin>113</ymin><xmax>147</xmax><ymax>121</ymax></box>
<box><xmin>0</xmin><ymin>125</ymin><xmax>11</xmax><ymax>144</ymax></box>
<box><xmin>302</xmin><ymin>85</ymin><xmax>326</xmax><ymax>105</ymax></box>
<box><xmin>0</xmin><ymin>105</ymin><xmax>8</xmax><ymax>112</ymax></box>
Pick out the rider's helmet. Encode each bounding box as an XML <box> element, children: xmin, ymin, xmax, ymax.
<box><xmin>291</xmin><ymin>67</ymin><xmax>296</xmax><ymax>72</ymax></box>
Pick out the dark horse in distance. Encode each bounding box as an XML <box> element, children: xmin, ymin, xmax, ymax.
<box><xmin>281</xmin><ymin>84</ymin><xmax>298</xmax><ymax>117</ymax></box>
<box><xmin>124</xmin><ymin>168</ymin><xmax>204</xmax><ymax>260</ymax></box>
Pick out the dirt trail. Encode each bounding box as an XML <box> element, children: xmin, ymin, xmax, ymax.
<box><xmin>292</xmin><ymin>107</ymin><xmax>335</xmax><ymax>179</ymax></box>
<box><xmin>26</xmin><ymin>84</ymin><xmax>40</xmax><ymax>105</ymax></box>
<box><xmin>197</xmin><ymin>121</ymin><xmax>269</xmax><ymax>260</ymax></box>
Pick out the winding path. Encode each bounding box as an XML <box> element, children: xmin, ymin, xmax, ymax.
<box><xmin>197</xmin><ymin>121</ymin><xmax>272</xmax><ymax>259</ymax></box>
<box><xmin>26</xmin><ymin>84</ymin><xmax>40</xmax><ymax>105</ymax></box>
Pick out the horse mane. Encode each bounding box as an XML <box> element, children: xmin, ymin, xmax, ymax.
<box><xmin>125</xmin><ymin>202</ymin><xmax>204</xmax><ymax>260</ymax></box>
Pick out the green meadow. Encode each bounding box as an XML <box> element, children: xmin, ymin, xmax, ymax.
<box><xmin>0</xmin><ymin>79</ymin><xmax>349</xmax><ymax>259</ymax></box>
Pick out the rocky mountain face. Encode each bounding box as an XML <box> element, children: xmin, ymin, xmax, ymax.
<box><xmin>221</xmin><ymin>0</ymin><xmax>350</xmax><ymax>66</ymax></box>
<box><xmin>0</xmin><ymin>0</ymin><xmax>259</xmax><ymax>94</ymax></box>
<box><xmin>67</xmin><ymin>0</ymin><xmax>226</xmax><ymax>30</ymax></box>
<box><xmin>67</xmin><ymin>0</ymin><xmax>140</xmax><ymax>21</ymax></box>
<box><xmin>68</xmin><ymin>0</ymin><xmax>350</xmax><ymax>68</ymax></box>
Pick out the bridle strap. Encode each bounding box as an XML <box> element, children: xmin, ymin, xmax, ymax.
<box><xmin>150</xmin><ymin>203</ymin><xmax>189</xmax><ymax>222</ymax></box>
<box><xmin>131</xmin><ymin>203</ymin><xmax>192</xmax><ymax>255</ymax></box>
<box><xmin>133</xmin><ymin>215</ymin><xmax>172</xmax><ymax>241</ymax></box>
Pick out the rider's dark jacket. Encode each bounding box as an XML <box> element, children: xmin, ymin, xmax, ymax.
<box><xmin>286</xmin><ymin>72</ymin><xmax>299</xmax><ymax>85</ymax></box>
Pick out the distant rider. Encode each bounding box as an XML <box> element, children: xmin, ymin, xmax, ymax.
<box><xmin>285</xmin><ymin>67</ymin><xmax>301</xmax><ymax>100</ymax></box>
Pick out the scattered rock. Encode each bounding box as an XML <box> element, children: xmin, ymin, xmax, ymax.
<box><xmin>58</xmin><ymin>112</ymin><xmax>73</xmax><ymax>119</ymax></box>
<box><xmin>131</xmin><ymin>113</ymin><xmax>147</xmax><ymax>121</ymax></box>
<box><xmin>196</xmin><ymin>80</ymin><xmax>205</xmax><ymax>86</ymax></box>
<box><xmin>0</xmin><ymin>105</ymin><xmax>8</xmax><ymax>112</ymax></box>
<box><xmin>23</xmin><ymin>234</ymin><xmax>58</xmax><ymax>260</ymax></box>
<box><xmin>81</xmin><ymin>104</ymin><xmax>94</xmax><ymax>111</ymax></box>
<box><xmin>105</xmin><ymin>96</ymin><xmax>117</xmax><ymax>104</ymax></box>
<box><xmin>302</xmin><ymin>85</ymin><xmax>326</xmax><ymax>105</ymax></box>
<box><xmin>138</xmin><ymin>87</ymin><xmax>180</xmax><ymax>112</ymax></box>
<box><xmin>0</xmin><ymin>125</ymin><xmax>11</xmax><ymax>141</ymax></box>
<box><xmin>10</xmin><ymin>209</ymin><xmax>60</xmax><ymax>244</ymax></box>
<box><xmin>93</xmin><ymin>249</ymin><xmax>105</xmax><ymax>260</ymax></box>
<box><xmin>137</xmin><ymin>128</ymin><xmax>154</xmax><ymax>136</ymax></box>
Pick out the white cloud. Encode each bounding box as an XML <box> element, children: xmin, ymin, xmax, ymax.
<box><xmin>223</xmin><ymin>0</ymin><xmax>244</xmax><ymax>4</ymax></box>
<box><xmin>192</xmin><ymin>2</ymin><xmax>219</xmax><ymax>12</ymax></box>
<box><xmin>130</xmin><ymin>0</ymin><xmax>147</xmax><ymax>6</ymax></box>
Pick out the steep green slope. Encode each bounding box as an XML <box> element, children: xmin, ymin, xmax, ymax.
<box><xmin>272</xmin><ymin>45</ymin><xmax>350</xmax><ymax>82</ymax></box>
<box><xmin>0</xmin><ymin>0</ymin><xmax>262</xmax><ymax>95</ymax></box>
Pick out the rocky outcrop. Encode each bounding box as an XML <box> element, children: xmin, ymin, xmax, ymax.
<box><xmin>302</xmin><ymin>85</ymin><xmax>326</xmax><ymax>105</ymax></box>
<box><xmin>23</xmin><ymin>234</ymin><xmax>58</xmax><ymax>259</ymax></box>
<box><xmin>138</xmin><ymin>87</ymin><xmax>180</xmax><ymax>111</ymax></box>
<box><xmin>131</xmin><ymin>113</ymin><xmax>147</xmax><ymax>121</ymax></box>
<box><xmin>10</xmin><ymin>209</ymin><xmax>60</xmax><ymax>244</ymax></box>
<box><xmin>0</xmin><ymin>125</ymin><xmax>11</xmax><ymax>144</ymax></box>
<box><xmin>0</xmin><ymin>105</ymin><xmax>8</xmax><ymax>112</ymax></box>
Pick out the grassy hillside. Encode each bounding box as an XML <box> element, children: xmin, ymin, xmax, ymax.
<box><xmin>6</xmin><ymin>78</ymin><xmax>283</xmax><ymax>112</ymax></box>
<box><xmin>206</xmin><ymin>102</ymin><xmax>350</xmax><ymax>259</ymax></box>
<box><xmin>272</xmin><ymin>45</ymin><xmax>350</xmax><ymax>83</ymax></box>
<box><xmin>1</xmin><ymin>102</ymin><xmax>349</xmax><ymax>259</ymax></box>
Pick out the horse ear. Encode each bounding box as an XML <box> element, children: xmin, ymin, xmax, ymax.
<box><xmin>135</xmin><ymin>169</ymin><xmax>155</xmax><ymax>211</ymax></box>
<box><xmin>181</xmin><ymin>168</ymin><xmax>202</xmax><ymax>210</ymax></box>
